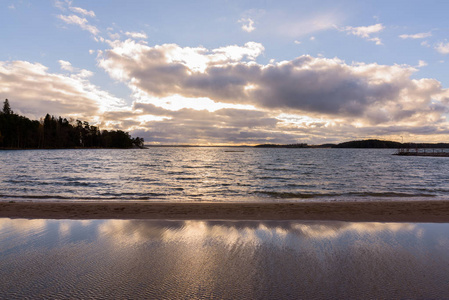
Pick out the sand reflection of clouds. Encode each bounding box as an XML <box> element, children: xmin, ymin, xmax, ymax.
<box><xmin>58</xmin><ymin>222</ymin><xmax>72</xmax><ymax>237</ymax></box>
<box><xmin>57</xmin><ymin>220</ymin><xmax>93</xmax><ymax>238</ymax></box>
<box><xmin>0</xmin><ymin>218</ymin><xmax>48</xmax><ymax>233</ymax></box>
<box><xmin>97</xmin><ymin>219</ymin><xmax>173</xmax><ymax>245</ymax></box>
<box><xmin>292</xmin><ymin>222</ymin><xmax>417</xmax><ymax>239</ymax></box>
<box><xmin>0</xmin><ymin>219</ymin><xmax>417</xmax><ymax>245</ymax></box>
<box><xmin>96</xmin><ymin>220</ymin><xmax>417</xmax><ymax>249</ymax></box>
<box><xmin>0</xmin><ymin>219</ymin><xmax>94</xmax><ymax>239</ymax></box>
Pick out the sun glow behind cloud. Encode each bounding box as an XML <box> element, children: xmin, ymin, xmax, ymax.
<box><xmin>94</xmin><ymin>38</ymin><xmax>449</xmax><ymax>143</ymax></box>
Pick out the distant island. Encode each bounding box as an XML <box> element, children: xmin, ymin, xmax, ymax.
<box><xmin>0</xmin><ymin>99</ymin><xmax>144</xmax><ymax>149</ymax></box>
<box><xmin>255</xmin><ymin>139</ymin><xmax>449</xmax><ymax>149</ymax></box>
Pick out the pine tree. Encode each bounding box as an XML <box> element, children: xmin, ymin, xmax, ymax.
<box><xmin>2</xmin><ymin>99</ymin><xmax>12</xmax><ymax>114</ymax></box>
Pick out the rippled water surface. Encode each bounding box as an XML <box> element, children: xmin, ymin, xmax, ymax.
<box><xmin>1</xmin><ymin>218</ymin><xmax>449</xmax><ymax>299</ymax></box>
<box><xmin>1</xmin><ymin>148</ymin><xmax>449</xmax><ymax>202</ymax></box>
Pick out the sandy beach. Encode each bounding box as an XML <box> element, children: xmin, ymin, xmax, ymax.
<box><xmin>2</xmin><ymin>200</ymin><xmax>449</xmax><ymax>222</ymax></box>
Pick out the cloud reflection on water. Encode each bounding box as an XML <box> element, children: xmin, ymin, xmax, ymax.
<box><xmin>0</xmin><ymin>218</ymin><xmax>417</xmax><ymax>246</ymax></box>
<box><xmin>96</xmin><ymin>219</ymin><xmax>417</xmax><ymax>247</ymax></box>
<box><xmin>1</xmin><ymin>218</ymin><xmax>449</xmax><ymax>299</ymax></box>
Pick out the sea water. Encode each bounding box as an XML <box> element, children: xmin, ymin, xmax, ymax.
<box><xmin>1</xmin><ymin>148</ymin><xmax>449</xmax><ymax>202</ymax></box>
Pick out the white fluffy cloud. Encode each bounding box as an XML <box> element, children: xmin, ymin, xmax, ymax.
<box><xmin>417</xmin><ymin>60</ymin><xmax>428</xmax><ymax>67</ymax></box>
<box><xmin>69</xmin><ymin>6</ymin><xmax>95</xmax><ymax>17</ymax></box>
<box><xmin>341</xmin><ymin>23</ymin><xmax>384</xmax><ymax>45</ymax></box>
<box><xmin>239</xmin><ymin>18</ymin><xmax>255</xmax><ymax>33</ymax></box>
<box><xmin>56</xmin><ymin>1</ymin><xmax>99</xmax><ymax>36</ymax></box>
<box><xmin>0</xmin><ymin>60</ymin><xmax>125</xmax><ymax>120</ymax></box>
<box><xmin>56</xmin><ymin>1</ymin><xmax>95</xmax><ymax>17</ymax></box>
<box><xmin>435</xmin><ymin>42</ymin><xmax>449</xmax><ymax>55</ymax></box>
<box><xmin>125</xmin><ymin>31</ymin><xmax>148</xmax><ymax>39</ymax></box>
<box><xmin>399</xmin><ymin>32</ymin><xmax>432</xmax><ymax>39</ymax></box>
<box><xmin>58</xmin><ymin>14</ymin><xmax>99</xmax><ymax>36</ymax></box>
<box><xmin>58</xmin><ymin>60</ymin><xmax>75</xmax><ymax>72</ymax></box>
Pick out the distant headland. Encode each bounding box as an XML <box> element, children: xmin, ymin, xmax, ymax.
<box><xmin>255</xmin><ymin>139</ymin><xmax>449</xmax><ymax>149</ymax></box>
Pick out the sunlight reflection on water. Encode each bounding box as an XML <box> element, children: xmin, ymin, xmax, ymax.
<box><xmin>1</xmin><ymin>218</ymin><xmax>449</xmax><ymax>299</ymax></box>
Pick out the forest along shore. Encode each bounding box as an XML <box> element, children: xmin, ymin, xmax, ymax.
<box><xmin>0</xmin><ymin>99</ymin><xmax>144</xmax><ymax>149</ymax></box>
<box><xmin>2</xmin><ymin>201</ymin><xmax>449</xmax><ymax>222</ymax></box>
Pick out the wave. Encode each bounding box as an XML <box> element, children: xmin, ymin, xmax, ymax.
<box><xmin>0</xmin><ymin>193</ymin><xmax>169</xmax><ymax>201</ymax></box>
<box><xmin>254</xmin><ymin>192</ymin><xmax>317</xmax><ymax>199</ymax></box>
<box><xmin>347</xmin><ymin>192</ymin><xmax>436</xmax><ymax>198</ymax></box>
<box><xmin>257</xmin><ymin>176</ymin><xmax>289</xmax><ymax>180</ymax></box>
<box><xmin>254</xmin><ymin>191</ymin><xmax>436</xmax><ymax>199</ymax></box>
<box><xmin>261</xmin><ymin>168</ymin><xmax>294</xmax><ymax>172</ymax></box>
<box><xmin>0</xmin><ymin>194</ymin><xmax>72</xmax><ymax>200</ymax></box>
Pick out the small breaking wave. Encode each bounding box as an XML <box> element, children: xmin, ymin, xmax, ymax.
<box><xmin>254</xmin><ymin>191</ymin><xmax>436</xmax><ymax>199</ymax></box>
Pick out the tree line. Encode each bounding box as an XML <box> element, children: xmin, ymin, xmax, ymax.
<box><xmin>0</xmin><ymin>99</ymin><xmax>144</xmax><ymax>149</ymax></box>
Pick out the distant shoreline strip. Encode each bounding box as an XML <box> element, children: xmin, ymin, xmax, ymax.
<box><xmin>1</xmin><ymin>201</ymin><xmax>449</xmax><ymax>222</ymax></box>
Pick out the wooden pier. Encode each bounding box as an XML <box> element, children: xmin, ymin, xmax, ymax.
<box><xmin>395</xmin><ymin>148</ymin><xmax>449</xmax><ymax>157</ymax></box>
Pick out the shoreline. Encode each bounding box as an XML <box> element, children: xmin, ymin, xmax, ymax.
<box><xmin>2</xmin><ymin>200</ymin><xmax>449</xmax><ymax>222</ymax></box>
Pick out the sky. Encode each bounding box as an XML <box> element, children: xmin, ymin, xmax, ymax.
<box><xmin>1</xmin><ymin>0</ymin><xmax>449</xmax><ymax>145</ymax></box>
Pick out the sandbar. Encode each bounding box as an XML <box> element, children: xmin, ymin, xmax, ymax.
<box><xmin>2</xmin><ymin>200</ymin><xmax>449</xmax><ymax>222</ymax></box>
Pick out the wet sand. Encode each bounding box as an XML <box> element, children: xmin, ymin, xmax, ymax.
<box><xmin>2</xmin><ymin>200</ymin><xmax>449</xmax><ymax>222</ymax></box>
<box><xmin>3</xmin><ymin>219</ymin><xmax>449</xmax><ymax>298</ymax></box>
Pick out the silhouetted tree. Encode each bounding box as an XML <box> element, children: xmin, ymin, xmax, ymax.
<box><xmin>2</xmin><ymin>99</ymin><xmax>12</xmax><ymax>115</ymax></box>
<box><xmin>133</xmin><ymin>137</ymin><xmax>145</xmax><ymax>148</ymax></box>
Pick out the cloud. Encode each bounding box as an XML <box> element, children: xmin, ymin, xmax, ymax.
<box><xmin>108</xmin><ymin>32</ymin><xmax>121</xmax><ymax>40</ymax></box>
<box><xmin>54</xmin><ymin>0</ymin><xmax>67</xmax><ymax>11</ymax></box>
<box><xmin>340</xmin><ymin>23</ymin><xmax>385</xmax><ymax>45</ymax></box>
<box><xmin>0</xmin><ymin>60</ymin><xmax>125</xmax><ymax>120</ymax></box>
<box><xmin>421</xmin><ymin>41</ymin><xmax>430</xmax><ymax>48</ymax></box>
<box><xmin>126</xmin><ymin>107</ymin><xmax>290</xmax><ymax>145</ymax></box>
<box><xmin>399</xmin><ymin>32</ymin><xmax>432</xmax><ymax>39</ymax></box>
<box><xmin>101</xmin><ymin>100</ymin><xmax>294</xmax><ymax>145</ymax></box>
<box><xmin>58</xmin><ymin>60</ymin><xmax>75</xmax><ymax>72</ymax></box>
<box><xmin>58</xmin><ymin>59</ymin><xmax>94</xmax><ymax>78</ymax></box>
<box><xmin>100</xmin><ymin>39</ymin><xmax>264</xmax><ymax>76</ymax></box>
<box><xmin>69</xmin><ymin>6</ymin><xmax>95</xmax><ymax>17</ymax></box>
<box><xmin>277</xmin><ymin>13</ymin><xmax>340</xmax><ymax>38</ymax></box>
<box><xmin>417</xmin><ymin>60</ymin><xmax>428</xmax><ymax>68</ymax></box>
<box><xmin>239</xmin><ymin>18</ymin><xmax>255</xmax><ymax>33</ymax></box>
<box><xmin>125</xmin><ymin>31</ymin><xmax>148</xmax><ymax>39</ymax></box>
<box><xmin>58</xmin><ymin>14</ymin><xmax>99</xmax><ymax>36</ymax></box>
<box><xmin>435</xmin><ymin>42</ymin><xmax>449</xmax><ymax>54</ymax></box>
<box><xmin>98</xmin><ymin>40</ymin><xmax>449</xmax><ymax>130</ymax></box>
<box><xmin>55</xmin><ymin>0</ymin><xmax>95</xmax><ymax>17</ymax></box>
<box><xmin>4</xmin><ymin>59</ymin><xmax>445</xmax><ymax>144</ymax></box>
<box><xmin>55</xmin><ymin>1</ymin><xmax>98</xmax><ymax>36</ymax></box>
